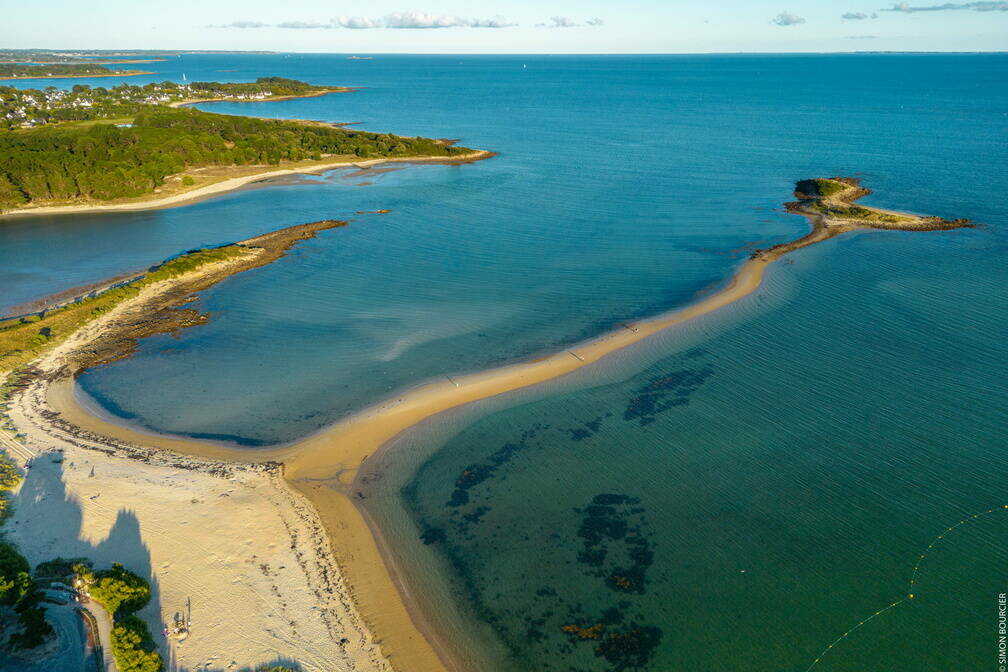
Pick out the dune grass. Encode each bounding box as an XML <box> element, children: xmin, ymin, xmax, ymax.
<box><xmin>0</xmin><ymin>245</ymin><xmax>247</xmax><ymax>374</ymax></box>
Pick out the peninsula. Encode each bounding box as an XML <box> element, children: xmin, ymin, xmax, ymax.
<box><xmin>0</xmin><ymin>63</ymin><xmax>152</xmax><ymax>80</ymax></box>
<box><xmin>0</xmin><ymin>180</ymin><xmax>971</xmax><ymax>672</ymax></box>
<box><xmin>0</xmin><ymin>77</ymin><xmax>488</xmax><ymax>215</ymax></box>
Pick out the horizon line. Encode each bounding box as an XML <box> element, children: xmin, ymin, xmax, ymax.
<box><xmin>3</xmin><ymin>48</ymin><xmax>1008</xmax><ymax>56</ymax></box>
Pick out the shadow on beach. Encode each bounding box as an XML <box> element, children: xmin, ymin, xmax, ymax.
<box><xmin>6</xmin><ymin>456</ymin><xmax>165</xmax><ymax>668</ymax></box>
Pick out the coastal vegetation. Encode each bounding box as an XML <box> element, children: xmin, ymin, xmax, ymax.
<box><xmin>0</xmin><ymin>540</ymin><xmax>52</xmax><ymax>650</ymax></box>
<box><xmin>0</xmin><ymin>63</ymin><xmax>125</xmax><ymax>78</ymax></box>
<box><xmin>788</xmin><ymin>176</ymin><xmax>970</xmax><ymax>230</ymax></box>
<box><xmin>76</xmin><ymin>563</ymin><xmax>162</xmax><ymax>672</ymax></box>
<box><xmin>110</xmin><ymin>615</ymin><xmax>163</xmax><ymax>672</ymax></box>
<box><xmin>0</xmin><ymin>459</ymin><xmax>17</xmax><ymax>522</ymax></box>
<box><xmin>808</xmin><ymin>202</ymin><xmax>900</xmax><ymax>224</ymax></box>
<box><xmin>794</xmin><ymin>177</ymin><xmax>852</xmax><ymax>199</ymax></box>
<box><xmin>1</xmin><ymin>77</ymin><xmax>344</xmax><ymax>130</ymax></box>
<box><xmin>185</xmin><ymin>76</ymin><xmax>337</xmax><ymax>98</ymax></box>
<box><xmin>0</xmin><ymin>105</ymin><xmax>470</xmax><ymax>209</ymax></box>
<box><xmin>0</xmin><ymin>243</ymin><xmax>249</xmax><ymax>372</ymax></box>
<box><xmin>78</xmin><ymin>562</ymin><xmax>153</xmax><ymax>617</ymax></box>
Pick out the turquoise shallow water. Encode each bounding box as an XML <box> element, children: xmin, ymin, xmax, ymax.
<box><xmin>2</xmin><ymin>53</ymin><xmax>1007</xmax><ymax>670</ymax></box>
<box><xmin>371</xmin><ymin>223</ymin><xmax>1008</xmax><ymax>671</ymax></box>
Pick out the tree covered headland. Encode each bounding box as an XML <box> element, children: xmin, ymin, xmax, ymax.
<box><xmin>0</xmin><ymin>106</ymin><xmax>471</xmax><ymax>209</ymax></box>
<box><xmin>186</xmin><ymin>76</ymin><xmax>335</xmax><ymax>97</ymax></box>
<box><xmin>0</xmin><ymin>63</ymin><xmax>117</xmax><ymax>78</ymax></box>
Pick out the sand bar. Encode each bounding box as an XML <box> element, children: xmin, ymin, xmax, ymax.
<box><xmin>1</xmin><ymin>179</ymin><xmax>971</xmax><ymax>672</ymax></box>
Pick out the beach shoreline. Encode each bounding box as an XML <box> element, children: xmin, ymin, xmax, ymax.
<box><xmin>165</xmin><ymin>88</ymin><xmax>354</xmax><ymax>108</ymax></box>
<box><xmin>0</xmin><ymin>151</ymin><xmax>495</xmax><ymax>218</ymax></box>
<box><xmin>2</xmin><ymin>179</ymin><xmax>972</xmax><ymax>672</ymax></box>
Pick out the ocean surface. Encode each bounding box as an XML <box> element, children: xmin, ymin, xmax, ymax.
<box><xmin>2</xmin><ymin>53</ymin><xmax>1006</xmax><ymax>671</ymax></box>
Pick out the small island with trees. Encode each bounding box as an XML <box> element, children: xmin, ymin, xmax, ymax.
<box><xmin>784</xmin><ymin>177</ymin><xmax>970</xmax><ymax>231</ymax></box>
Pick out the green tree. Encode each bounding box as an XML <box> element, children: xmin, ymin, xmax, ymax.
<box><xmin>111</xmin><ymin>615</ymin><xmax>163</xmax><ymax>672</ymax></box>
<box><xmin>86</xmin><ymin>563</ymin><xmax>152</xmax><ymax>617</ymax></box>
<box><xmin>0</xmin><ymin>542</ymin><xmax>31</xmax><ymax>604</ymax></box>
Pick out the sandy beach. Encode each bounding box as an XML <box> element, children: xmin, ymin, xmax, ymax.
<box><xmin>0</xmin><ymin>180</ymin><xmax>970</xmax><ymax>672</ymax></box>
<box><xmin>0</xmin><ymin>151</ymin><xmax>494</xmax><ymax>218</ymax></box>
<box><xmin>2</xmin><ymin>403</ymin><xmax>396</xmax><ymax>672</ymax></box>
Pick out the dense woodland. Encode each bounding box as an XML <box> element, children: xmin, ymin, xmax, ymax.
<box><xmin>0</xmin><ymin>63</ymin><xmax>115</xmax><ymax>78</ymax></box>
<box><xmin>186</xmin><ymin>76</ymin><xmax>338</xmax><ymax>97</ymax></box>
<box><xmin>0</xmin><ymin>106</ymin><xmax>469</xmax><ymax>208</ymax></box>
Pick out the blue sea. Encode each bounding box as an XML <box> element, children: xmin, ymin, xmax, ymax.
<box><xmin>2</xmin><ymin>53</ymin><xmax>1006</xmax><ymax>671</ymax></box>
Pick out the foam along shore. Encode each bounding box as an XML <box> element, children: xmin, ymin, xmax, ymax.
<box><xmin>2</xmin><ymin>179</ymin><xmax>971</xmax><ymax>672</ymax></box>
<box><xmin>1</xmin><ymin>151</ymin><xmax>494</xmax><ymax>218</ymax></box>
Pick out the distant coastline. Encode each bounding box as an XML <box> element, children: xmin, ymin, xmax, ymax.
<box><xmin>0</xmin><ymin>69</ymin><xmax>153</xmax><ymax>80</ymax></box>
<box><xmin>0</xmin><ymin>179</ymin><xmax>972</xmax><ymax>672</ymax></box>
<box><xmin>165</xmin><ymin>87</ymin><xmax>355</xmax><ymax>108</ymax></box>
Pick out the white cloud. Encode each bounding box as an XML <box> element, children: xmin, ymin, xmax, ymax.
<box><xmin>208</xmin><ymin>20</ymin><xmax>269</xmax><ymax>29</ymax></box>
<box><xmin>335</xmin><ymin>16</ymin><xmax>383</xmax><ymax>29</ymax></box>
<box><xmin>883</xmin><ymin>1</ymin><xmax>1008</xmax><ymax>11</ymax></box>
<box><xmin>540</xmin><ymin>16</ymin><xmax>579</xmax><ymax>28</ymax></box>
<box><xmin>209</xmin><ymin>12</ymin><xmax>518</xmax><ymax>30</ymax></box>
<box><xmin>771</xmin><ymin>11</ymin><xmax>806</xmax><ymax>25</ymax></box>
<box><xmin>842</xmin><ymin>12</ymin><xmax>873</xmax><ymax>19</ymax></box>
<box><xmin>276</xmin><ymin>21</ymin><xmax>331</xmax><ymax>29</ymax></box>
<box><xmin>470</xmin><ymin>16</ymin><xmax>518</xmax><ymax>28</ymax></box>
<box><xmin>383</xmin><ymin>11</ymin><xmax>467</xmax><ymax>28</ymax></box>
<box><xmin>586</xmin><ymin>17</ymin><xmax>605</xmax><ymax>26</ymax></box>
<box><xmin>846</xmin><ymin>33</ymin><xmax>880</xmax><ymax>37</ymax></box>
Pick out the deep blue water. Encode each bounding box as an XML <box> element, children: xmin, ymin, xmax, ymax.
<box><xmin>2</xmin><ymin>54</ymin><xmax>1006</xmax><ymax>671</ymax></box>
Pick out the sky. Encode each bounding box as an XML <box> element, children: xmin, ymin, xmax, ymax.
<box><xmin>3</xmin><ymin>0</ymin><xmax>1007</xmax><ymax>53</ymax></box>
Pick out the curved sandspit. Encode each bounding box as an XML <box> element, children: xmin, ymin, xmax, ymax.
<box><xmin>16</xmin><ymin>178</ymin><xmax>972</xmax><ymax>672</ymax></box>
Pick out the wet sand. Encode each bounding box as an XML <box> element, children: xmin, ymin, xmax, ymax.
<box><xmin>6</xmin><ymin>181</ymin><xmax>972</xmax><ymax>672</ymax></box>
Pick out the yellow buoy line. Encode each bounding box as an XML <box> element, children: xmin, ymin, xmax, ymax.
<box><xmin>804</xmin><ymin>504</ymin><xmax>1008</xmax><ymax>671</ymax></box>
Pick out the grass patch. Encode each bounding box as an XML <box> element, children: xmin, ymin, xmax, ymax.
<box><xmin>0</xmin><ymin>244</ymin><xmax>247</xmax><ymax>372</ymax></box>
<box><xmin>810</xmin><ymin>202</ymin><xmax>900</xmax><ymax>224</ymax></box>
<box><xmin>795</xmin><ymin>178</ymin><xmax>848</xmax><ymax>199</ymax></box>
